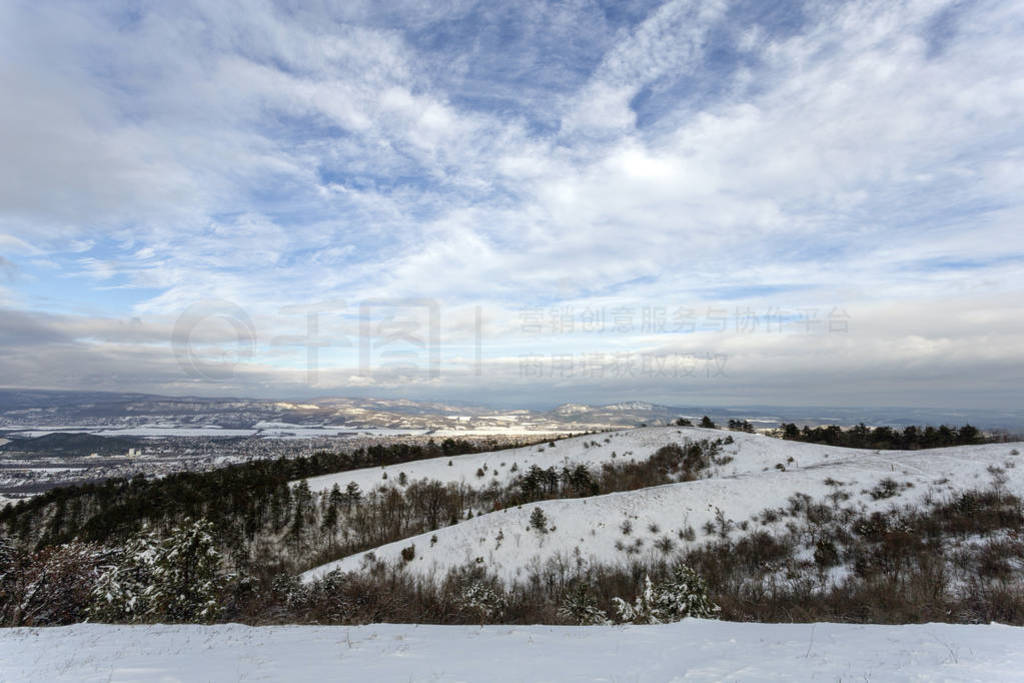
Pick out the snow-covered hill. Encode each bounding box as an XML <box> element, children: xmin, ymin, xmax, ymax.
<box><xmin>2</xmin><ymin>620</ymin><xmax>1021</xmax><ymax>682</ymax></box>
<box><xmin>303</xmin><ymin>426</ymin><xmax>841</xmax><ymax>495</ymax></box>
<box><xmin>301</xmin><ymin>427</ymin><xmax>1024</xmax><ymax>583</ymax></box>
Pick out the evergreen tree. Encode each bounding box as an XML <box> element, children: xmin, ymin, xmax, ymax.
<box><xmin>151</xmin><ymin>519</ymin><xmax>227</xmax><ymax>622</ymax></box>
<box><xmin>528</xmin><ymin>507</ymin><xmax>549</xmax><ymax>533</ymax></box>
<box><xmin>558</xmin><ymin>581</ymin><xmax>610</xmax><ymax>625</ymax></box>
<box><xmin>90</xmin><ymin>519</ymin><xmax>227</xmax><ymax>623</ymax></box>
<box><xmin>344</xmin><ymin>481</ymin><xmax>362</xmax><ymax>511</ymax></box>
<box><xmin>612</xmin><ymin>574</ymin><xmax>660</xmax><ymax>624</ymax></box>
<box><xmin>612</xmin><ymin>565</ymin><xmax>718</xmax><ymax>624</ymax></box>
<box><xmin>321</xmin><ymin>484</ymin><xmax>342</xmax><ymax>531</ymax></box>
<box><xmin>651</xmin><ymin>563</ymin><xmax>719</xmax><ymax>620</ymax></box>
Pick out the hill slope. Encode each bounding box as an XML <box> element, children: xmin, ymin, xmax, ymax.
<box><xmin>301</xmin><ymin>427</ymin><xmax>1024</xmax><ymax>583</ymax></box>
<box><xmin>303</xmin><ymin>426</ymin><xmax>846</xmax><ymax>495</ymax></box>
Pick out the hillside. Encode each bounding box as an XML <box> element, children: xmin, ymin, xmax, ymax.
<box><xmin>303</xmin><ymin>426</ymin><xmax>845</xmax><ymax>496</ymax></box>
<box><xmin>302</xmin><ymin>427</ymin><xmax>1024</xmax><ymax>583</ymax></box>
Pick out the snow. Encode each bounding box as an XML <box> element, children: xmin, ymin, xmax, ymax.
<box><xmin>1</xmin><ymin>620</ymin><xmax>1020</xmax><ymax>681</ymax></box>
<box><xmin>303</xmin><ymin>427</ymin><xmax>728</xmax><ymax>496</ymax></box>
<box><xmin>1</xmin><ymin>425</ymin><xmax>433</xmax><ymax>439</ymax></box>
<box><xmin>428</xmin><ymin>427</ymin><xmax>573</xmax><ymax>437</ymax></box>
<box><xmin>4</xmin><ymin>426</ymin><xmax>259</xmax><ymax>438</ymax></box>
<box><xmin>96</xmin><ymin>427</ymin><xmax>259</xmax><ymax>438</ymax></box>
<box><xmin>23</xmin><ymin>467</ymin><xmax>87</xmax><ymax>473</ymax></box>
<box><xmin>301</xmin><ymin>427</ymin><xmax>1024</xmax><ymax>583</ymax></box>
<box><xmin>5</xmin><ymin>427</ymin><xmax>1024</xmax><ymax>680</ymax></box>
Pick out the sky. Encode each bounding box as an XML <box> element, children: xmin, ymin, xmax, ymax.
<box><xmin>0</xmin><ymin>0</ymin><xmax>1022</xmax><ymax>409</ymax></box>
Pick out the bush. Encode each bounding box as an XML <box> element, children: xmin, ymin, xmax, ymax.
<box><xmin>2</xmin><ymin>540</ymin><xmax>104</xmax><ymax>626</ymax></box>
<box><xmin>458</xmin><ymin>580</ymin><xmax>506</xmax><ymax>625</ymax></box>
<box><xmin>400</xmin><ymin>544</ymin><xmax>416</xmax><ymax>563</ymax></box>
<box><xmin>867</xmin><ymin>478</ymin><xmax>902</xmax><ymax>500</ymax></box>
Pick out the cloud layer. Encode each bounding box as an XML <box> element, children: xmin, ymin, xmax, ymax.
<box><xmin>0</xmin><ymin>0</ymin><xmax>1022</xmax><ymax>408</ymax></box>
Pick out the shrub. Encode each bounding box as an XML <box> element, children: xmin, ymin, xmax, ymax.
<box><xmin>867</xmin><ymin>478</ymin><xmax>902</xmax><ymax>500</ymax></box>
<box><xmin>400</xmin><ymin>544</ymin><xmax>416</xmax><ymax>563</ymax></box>
<box><xmin>2</xmin><ymin>540</ymin><xmax>104</xmax><ymax>626</ymax></box>
<box><xmin>458</xmin><ymin>580</ymin><xmax>506</xmax><ymax>625</ymax></box>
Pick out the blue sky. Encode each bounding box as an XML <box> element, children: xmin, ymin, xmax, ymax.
<box><xmin>0</xmin><ymin>0</ymin><xmax>1022</xmax><ymax>409</ymax></box>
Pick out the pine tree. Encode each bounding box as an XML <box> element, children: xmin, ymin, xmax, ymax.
<box><xmin>89</xmin><ymin>519</ymin><xmax>227</xmax><ymax>623</ymax></box>
<box><xmin>321</xmin><ymin>487</ymin><xmax>341</xmax><ymax>532</ymax></box>
<box><xmin>558</xmin><ymin>581</ymin><xmax>610</xmax><ymax>625</ymax></box>
<box><xmin>612</xmin><ymin>565</ymin><xmax>718</xmax><ymax>624</ymax></box>
<box><xmin>89</xmin><ymin>531</ymin><xmax>159</xmax><ymax>623</ymax></box>
<box><xmin>528</xmin><ymin>507</ymin><xmax>548</xmax><ymax>533</ymax></box>
<box><xmin>651</xmin><ymin>563</ymin><xmax>719</xmax><ymax>620</ymax></box>
<box><xmin>612</xmin><ymin>574</ymin><xmax>660</xmax><ymax>624</ymax></box>
<box><xmin>344</xmin><ymin>481</ymin><xmax>362</xmax><ymax>511</ymax></box>
<box><xmin>151</xmin><ymin>519</ymin><xmax>227</xmax><ymax>622</ymax></box>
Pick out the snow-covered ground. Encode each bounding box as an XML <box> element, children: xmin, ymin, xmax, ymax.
<box><xmin>302</xmin><ymin>427</ymin><xmax>1024</xmax><ymax>583</ymax></box>
<box><xmin>429</xmin><ymin>427</ymin><xmax>574</xmax><ymax>437</ymax></box>
<box><xmin>304</xmin><ymin>427</ymin><xmax>750</xmax><ymax>495</ymax></box>
<box><xmin>1</xmin><ymin>620</ymin><xmax>1020</xmax><ymax>682</ymax></box>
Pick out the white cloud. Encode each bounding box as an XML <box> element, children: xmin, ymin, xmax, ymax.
<box><xmin>0</xmin><ymin>0</ymin><xmax>1021</xmax><ymax>407</ymax></box>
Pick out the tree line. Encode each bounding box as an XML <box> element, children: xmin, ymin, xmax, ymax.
<box><xmin>775</xmin><ymin>422</ymin><xmax>987</xmax><ymax>449</ymax></box>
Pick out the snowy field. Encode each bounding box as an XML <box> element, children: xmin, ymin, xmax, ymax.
<box><xmin>1</xmin><ymin>620</ymin><xmax>1021</xmax><ymax>682</ymax></box>
<box><xmin>303</xmin><ymin>427</ymin><xmax>730</xmax><ymax>495</ymax></box>
<box><xmin>302</xmin><ymin>427</ymin><xmax>1024</xmax><ymax>582</ymax></box>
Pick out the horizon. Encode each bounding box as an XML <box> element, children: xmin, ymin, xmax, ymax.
<box><xmin>1</xmin><ymin>1</ymin><xmax>1022</xmax><ymax>409</ymax></box>
<box><xmin>0</xmin><ymin>385</ymin><xmax>1021</xmax><ymax>432</ymax></box>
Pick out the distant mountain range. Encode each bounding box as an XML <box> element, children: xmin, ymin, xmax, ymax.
<box><xmin>0</xmin><ymin>389</ymin><xmax>1020</xmax><ymax>434</ymax></box>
